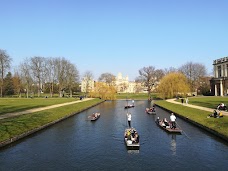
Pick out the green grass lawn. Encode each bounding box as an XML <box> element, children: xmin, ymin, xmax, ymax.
<box><xmin>186</xmin><ymin>96</ymin><xmax>228</xmax><ymax>109</ymax></box>
<box><xmin>177</xmin><ymin>96</ymin><xmax>228</xmax><ymax>109</ymax></box>
<box><xmin>0</xmin><ymin>93</ymin><xmax>152</xmax><ymax>115</ymax></box>
<box><xmin>0</xmin><ymin>98</ymin><xmax>103</xmax><ymax>143</ymax></box>
<box><xmin>0</xmin><ymin>98</ymin><xmax>80</xmax><ymax>115</ymax></box>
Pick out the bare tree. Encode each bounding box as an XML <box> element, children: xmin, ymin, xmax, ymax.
<box><xmin>98</xmin><ymin>72</ymin><xmax>116</xmax><ymax>86</ymax></box>
<box><xmin>0</xmin><ymin>49</ymin><xmax>12</xmax><ymax>97</ymax></box>
<box><xmin>45</xmin><ymin>57</ymin><xmax>57</xmax><ymax>97</ymax></box>
<box><xmin>66</xmin><ymin>62</ymin><xmax>79</xmax><ymax>97</ymax></box>
<box><xmin>179</xmin><ymin>62</ymin><xmax>207</xmax><ymax>92</ymax></box>
<box><xmin>12</xmin><ymin>70</ymin><xmax>23</xmax><ymax>98</ymax></box>
<box><xmin>18</xmin><ymin>56</ymin><xmax>78</xmax><ymax>98</ymax></box>
<box><xmin>138</xmin><ymin>66</ymin><xmax>162</xmax><ymax>98</ymax></box>
<box><xmin>55</xmin><ymin>57</ymin><xmax>68</xmax><ymax>97</ymax></box>
<box><xmin>163</xmin><ymin>67</ymin><xmax>177</xmax><ymax>75</ymax></box>
<box><xmin>155</xmin><ymin>69</ymin><xmax>165</xmax><ymax>81</ymax></box>
<box><xmin>82</xmin><ymin>71</ymin><xmax>94</xmax><ymax>97</ymax></box>
<box><xmin>30</xmin><ymin>56</ymin><xmax>46</xmax><ymax>97</ymax></box>
<box><xmin>19</xmin><ymin>59</ymin><xmax>33</xmax><ymax>98</ymax></box>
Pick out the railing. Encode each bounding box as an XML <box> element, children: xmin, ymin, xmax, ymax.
<box><xmin>213</xmin><ymin>56</ymin><xmax>228</xmax><ymax>64</ymax></box>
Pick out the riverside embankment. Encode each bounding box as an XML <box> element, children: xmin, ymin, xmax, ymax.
<box><xmin>155</xmin><ymin>99</ymin><xmax>228</xmax><ymax>142</ymax></box>
<box><xmin>0</xmin><ymin>98</ymin><xmax>105</xmax><ymax>148</ymax></box>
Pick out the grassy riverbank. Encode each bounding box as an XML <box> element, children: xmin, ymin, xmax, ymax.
<box><xmin>155</xmin><ymin>100</ymin><xmax>228</xmax><ymax>140</ymax></box>
<box><xmin>0</xmin><ymin>98</ymin><xmax>79</xmax><ymax>115</ymax></box>
<box><xmin>0</xmin><ymin>98</ymin><xmax>103</xmax><ymax>144</ymax></box>
<box><xmin>186</xmin><ymin>96</ymin><xmax>228</xmax><ymax>109</ymax></box>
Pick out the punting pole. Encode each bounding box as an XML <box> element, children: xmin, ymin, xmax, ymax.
<box><xmin>176</xmin><ymin>122</ymin><xmax>190</xmax><ymax>139</ymax></box>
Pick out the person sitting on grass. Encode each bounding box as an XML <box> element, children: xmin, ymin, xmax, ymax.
<box><xmin>217</xmin><ymin>103</ymin><xmax>227</xmax><ymax>110</ymax></box>
<box><xmin>218</xmin><ymin>111</ymin><xmax>223</xmax><ymax>118</ymax></box>
<box><xmin>213</xmin><ymin>110</ymin><xmax>218</xmax><ymax>118</ymax></box>
<box><xmin>208</xmin><ymin>110</ymin><xmax>223</xmax><ymax>118</ymax></box>
<box><xmin>209</xmin><ymin>110</ymin><xmax>218</xmax><ymax>118</ymax></box>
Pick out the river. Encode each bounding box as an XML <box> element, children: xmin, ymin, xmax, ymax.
<box><xmin>0</xmin><ymin>100</ymin><xmax>228</xmax><ymax>171</ymax></box>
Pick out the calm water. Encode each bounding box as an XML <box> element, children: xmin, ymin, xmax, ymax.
<box><xmin>0</xmin><ymin>100</ymin><xmax>228</xmax><ymax>171</ymax></box>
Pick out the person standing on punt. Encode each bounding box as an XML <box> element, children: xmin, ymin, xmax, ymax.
<box><xmin>170</xmin><ymin>113</ymin><xmax>176</xmax><ymax>129</ymax></box>
<box><xmin>127</xmin><ymin>112</ymin><xmax>132</xmax><ymax>128</ymax></box>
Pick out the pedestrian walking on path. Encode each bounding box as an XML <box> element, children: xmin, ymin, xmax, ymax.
<box><xmin>181</xmin><ymin>98</ymin><xmax>184</xmax><ymax>105</ymax></box>
<box><xmin>186</xmin><ymin>97</ymin><xmax>189</xmax><ymax>105</ymax></box>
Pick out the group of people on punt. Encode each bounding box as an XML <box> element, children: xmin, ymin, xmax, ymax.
<box><xmin>125</xmin><ymin>128</ymin><xmax>139</xmax><ymax>144</ymax></box>
<box><xmin>149</xmin><ymin>106</ymin><xmax>156</xmax><ymax>112</ymax></box>
<box><xmin>156</xmin><ymin>113</ymin><xmax>177</xmax><ymax>129</ymax></box>
<box><xmin>91</xmin><ymin>113</ymin><xmax>99</xmax><ymax>118</ymax></box>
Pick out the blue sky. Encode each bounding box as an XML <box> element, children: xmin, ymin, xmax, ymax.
<box><xmin>0</xmin><ymin>0</ymin><xmax>227</xmax><ymax>80</ymax></box>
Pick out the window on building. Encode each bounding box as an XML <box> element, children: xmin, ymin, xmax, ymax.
<box><xmin>226</xmin><ymin>64</ymin><xmax>228</xmax><ymax>77</ymax></box>
<box><xmin>218</xmin><ymin>65</ymin><xmax>221</xmax><ymax>77</ymax></box>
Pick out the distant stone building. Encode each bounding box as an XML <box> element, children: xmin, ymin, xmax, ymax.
<box><xmin>114</xmin><ymin>72</ymin><xmax>147</xmax><ymax>93</ymax></box>
<box><xmin>80</xmin><ymin>72</ymin><xmax>147</xmax><ymax>93</ymax></box>
<box><xmin>210</xmin><ymin>57</ymin><xmax>228</xmax><ymax>96</ymax></box>
<box><xmin>115</xmin><ymin>73</ymin><xmax>137</xmax><ymax>93</ymax></box>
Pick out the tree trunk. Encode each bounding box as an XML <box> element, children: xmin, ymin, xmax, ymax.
<box><xmin>70</xmin><ymin>88</ymin><xmax>72</xmax><ymax>98</ymax></box>
<box><xmin>26</xmin><ymin>84</ymin><xmax>29</xmax><ymax>98</ymax></box>
<box><xmin>0</xmin><ymin>83</ymin><xmax>2</xmax><ymax>97</ymax></box>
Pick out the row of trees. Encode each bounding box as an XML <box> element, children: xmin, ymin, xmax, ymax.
<box><xmin>113</xmin><ymin>64</ymin><xmax>208</xmax><ymax>99</ymax></box>
<box><xmin>0</xmin><ymin>49</ymin><xmax>79</xmax><ymax>98</ymax></box>
<box><xmin>0</xmin><ymin>48</ymin><xmax>210</xmax><ymax>99</ymax></box>
<box><xmin>136</xmin><ymin>63</ymin><xmax>210</xmax><ymax>99</ymax></box>
<box><xmin>84</xmin><ymin>63</ymin><xmax>209</xmax><ymax>99</ymax></box>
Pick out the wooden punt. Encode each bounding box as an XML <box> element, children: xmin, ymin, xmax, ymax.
<box><xmin>155</xmin><ymin>120</ymin><xmax>182</xmax><ymax>134</ymax></box>
<box><xmin>145</xmin><ymin>108</ymin><xmax>156</xmax><ymax>115</ymax></box>
<box><xmin>124</xmin><ymin>105</ymin><xmax>135</xmax><ymax>109</ymax></box>
<box><xmin>89</xmin><ymin>113</ymin><xmax>100</xmax><ymax>121</ymax></box>
<box><xmin>124</xmin><ymin>128</ymin><xmax>140</xmax><ymax>149</ymax></box>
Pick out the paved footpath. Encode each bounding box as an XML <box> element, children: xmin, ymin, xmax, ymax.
<box><xmin>0</xmin><ymin>98</ymin><xmax>94</xmax><ymax>120</ymax></box>
<box><xmin>166</xmin><ymin>98</ymin><xmax>228</xmax><ymax>116</ymax></box>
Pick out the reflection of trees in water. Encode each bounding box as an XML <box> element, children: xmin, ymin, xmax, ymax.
<box><xmin>170</xmin><ymin>134</ymin><xmax>177</xmax><ymax>155</ymax></box>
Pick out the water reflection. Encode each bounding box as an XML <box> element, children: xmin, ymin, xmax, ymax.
<box><xmin>170</xmin><ymin>134</ymin><xmax>177</xmax><ymax>155</ymax></box>
<box><xmin>127</xmin><ymin>150</ymin><xmax>140</xmax><ymax>154</ymax></box>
